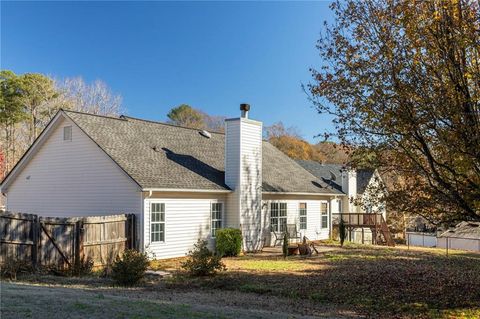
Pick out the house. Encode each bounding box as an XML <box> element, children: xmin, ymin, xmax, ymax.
<box><xmin>437</xmin><ymin>221</ymin><xmax>480</xmax><ymax>252</ymax></box>
<box><xmin>1</xmin><ymin>105</ymin><xmax>351</xmax><ymax>259</ymax></box>
<box><xmin>296</xmin><ymin>160</ymin><xmax>393</xmax><ymax>245</ymax></box>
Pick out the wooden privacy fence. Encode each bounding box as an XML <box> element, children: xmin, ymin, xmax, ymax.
<box><xmin>0</xmin><ymin>212</ymin><xmax>135</xmax><ymax>268</ymax></box>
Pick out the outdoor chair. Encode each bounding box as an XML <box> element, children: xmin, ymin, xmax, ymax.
<box><xmin>271</xmin><ymin>226</ymin><xmax>284</xmax><ymax>247</ymax></box>
<box><xmin>286</xmin><ymin>224</ymin><xmax>301</xmax><ymax>243</ymax></box>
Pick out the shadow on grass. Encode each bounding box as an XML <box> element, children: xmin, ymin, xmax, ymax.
<box><xmin>165</xmin><ymin>246</ymin><xmax>480</xmax><ymax>318</ymax></box>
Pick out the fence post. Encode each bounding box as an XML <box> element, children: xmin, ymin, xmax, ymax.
<box><xmin>407</xmin><ymin>233</ymin><xmax>410</xmax><ymax>250</ymax></box>
<box><xmin>74</xmin><ymin>220</ymin><xmax>84</xmax><ymax>268</ymax></box>
<box><xmin>446</xmin><ymin>237</ymin><xmax>449</xmax><ymax>257</ymax></box>
<box><xmin>126</xmin><ymin>214</ymin><xmax>136</xmax><ymax>250</ymax></box>
<box><xmin>31</xmin><ymin>215</ymin><xmax>39</xmax><ymax>269</ymax></box>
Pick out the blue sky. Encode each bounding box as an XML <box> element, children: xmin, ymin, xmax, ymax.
<box><xmin>1</xmin><ymin>1</ymin><xmax>335</xmax><ymax>142</ymax></box>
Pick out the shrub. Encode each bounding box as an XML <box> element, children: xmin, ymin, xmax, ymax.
<box><xmin>111</xmin><ymin>249</ymin><xmax>149</xmax><ymax>286</ymax></box>
<box><xmin>1</xmin><ymin>258</ymin><xmax>33</xmax><ymax>280</ymax></box>
<box><xmin>339</xmin><ymin>219</ymin><xmax>347</xmax><ymax>247</ymax></box>
<box><xmin>71</xmin><ymin>256</ymin><xmax>94</xmax><ymax>276</ymax></box>
<box><xmin>47</xmin><ymin>256</ymin><xmax>94</xmax><ymax>277</ymax></box>
<box><xmin>215</xmin><ymin>228</ymin><xmax>242</xmax><ymax>257</ymax></box>
<box><xmin>182</xmin><ymin>239</ymin><xmax>225</xmax><ymax>276</ymax></box>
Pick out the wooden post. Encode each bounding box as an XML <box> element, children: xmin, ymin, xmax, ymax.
<box><xmin>74</xmin><ymin>220</ymin><xmax>84</xmax><ymax>268</ymax></box>
<box><xmin>126</xmin><ymin>214</ymin><xmax>136</xmax><ymax>250</ymax></box>
<box><xmin>31</xmin><ymin>215</ymin><xmax>39</xmax><ymax>269</ymax></box>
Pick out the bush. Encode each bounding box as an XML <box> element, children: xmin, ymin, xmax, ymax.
<box><xmin>71</xmin><ymin>256</ymin><xmax>94</xmax><ymax>276</ymax></box>
<box><xmin>1</xmin><ymin>258</ymin><xmax>33</xmax><ymax>280</ymax></box>
<box><xmin>182</xmin><ymin>239</ymin><xmax>225</xmax><ymax>276</ymax></box>
<box><xmin>111</xmin><ymin>249</ymin><xmax>149</xmax><ymax>286</ymax></box>
<box><xmin>339</xmin><ymin>219</ymin><xmax>347</xmax><ymax>247</ymax></box>
<box><xmin>46</xmin><ymin>256</ymin><xmax>94</xmax><ymax>277</ymax></box>
<box><xmin>215</xmin><ymin>228</ymin><xmax>242</xmax><ymax>257</ymax></box>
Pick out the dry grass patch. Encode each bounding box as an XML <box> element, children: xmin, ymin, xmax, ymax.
<box><xmin>163</xmin><ymin>244</ymin><xmax>480</xmax><ymax>318</ymax></box>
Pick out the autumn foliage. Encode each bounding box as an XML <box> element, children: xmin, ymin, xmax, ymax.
<box><xmin>310</xmin><ymin>0</ymin><xmax>480</xmax><ymax>223</ymax></box>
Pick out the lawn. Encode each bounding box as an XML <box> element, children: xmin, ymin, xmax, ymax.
<box><xmin>154</xmin><ymin>242</ymin><xmax>480</xmax><ymax>318</ymax></box>
<box><xmin>2</xmin><ymin>243</ymin><xmax>479</xmax><ymax>319</ymax></box>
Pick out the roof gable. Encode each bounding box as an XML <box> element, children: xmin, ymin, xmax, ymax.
<box><xmin>64</xmin><ymin>110</ymin><xmax>340</xmax><ymax>194</ymax></box>
<box><xmin>3</xmin><ymin>110</ymin><xmax>342</xmax><ymax>195</ymax></box>
<box><xmin>357</xmin><ymin>169</ymin><xmax>375</xmax><ymax>194</ymax></box>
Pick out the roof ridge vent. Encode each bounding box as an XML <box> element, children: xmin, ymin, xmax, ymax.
<box><xmin>199</xmin><ymin>130</ymin><xmax>211</xmax><ymax>139</ymax></box>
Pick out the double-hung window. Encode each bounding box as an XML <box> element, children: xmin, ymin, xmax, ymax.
<box><xmin>321</xmin><ymin>202</ymin><xmax>328</xmax><ymax>229</ymax></box>
<box><xmin>270</xmin><ymin>202</ymin><xmax>287</xmax><ymax>232</ymax></box>
<box><xmin>299</xmin><ymin>203</ymin><xmax>307</xmax><ymax>230</ymax></box>
<box><xmin>151</xmin><ymin>203</ymin><xmax>165</xmax><ymax>242</ymax></box>
<box><xmin>211</xmin><ymin>202</ymin><xmax>223</xmax><ymax>237</ymax></box>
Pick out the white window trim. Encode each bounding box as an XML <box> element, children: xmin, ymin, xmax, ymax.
<box><xmin>270</xmin><ymin>201</ymin><xmax>287</xmax><ymax>233</ymax></box>
<box><xmin>321</xmin><ymin>201</ymin><xmax>329</xmax><ymax>229</ymax></box>
<box><xmin>299</xmin><ymin>202</ymin><xmax>307</xmax><ymax>230</ymax></box>
<box><xmin>211</xmin><ymin>201</ymin><xmax>224</xmax><ymax>238</ymax></box>
<box><xmin>150</xmin><ymin>202</ymin><xmax>166</xmax><ymax>243</ymax></box>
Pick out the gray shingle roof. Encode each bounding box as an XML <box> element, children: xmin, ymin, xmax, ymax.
<box><xmin>64</xmin><ymin>110</ymin><xmax>342</xmax><ymax>194</ymax></box>
<box><xmin>296</xmin><ymin>160</ymin><xmax>376</xmax><ymax>195</ymax></box>
<box><xmin>295</xmin><ymin>160</ymin><xmax>344</xmax><ymax>192</ymax></box>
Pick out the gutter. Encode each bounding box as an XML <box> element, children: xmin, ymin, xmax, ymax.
<box><xmin>262</xmin><ymin>191</ymin><xmax>346</xmax><ymax>196</ymax></box>
<box><xmin>142</xmin><ymin>188</ymin><xmax>232</xmax><ymax>193</ymax></box>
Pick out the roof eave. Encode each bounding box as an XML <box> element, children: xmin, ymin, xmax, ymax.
<box><xmin>142</xmin><ymin>188</ymin><xmax>232</xmax><ymax>193</ymax></box>
<box><xmin>262</xmin><ymin>191</ymin><xmax>345</xmax><ymax>196</ymax></box>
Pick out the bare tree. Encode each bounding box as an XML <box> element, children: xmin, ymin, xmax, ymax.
<box><xmin>55</xmin><ymin>77</ymin><xmax>123</xmax><ymax>116</ymax></box>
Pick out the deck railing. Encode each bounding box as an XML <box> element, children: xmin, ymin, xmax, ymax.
<box><xmin>332</xmin><ymin>213</ymin><xmax>383</xmax><ymax>227</ymax></box>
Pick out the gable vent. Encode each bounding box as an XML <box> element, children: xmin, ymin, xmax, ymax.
<box><xmin>63</xmin><ymin>126</ymin><xmax>72</xmax><ymax>141</ymax></box>
<box><xmin>199</xmin><ymin>130</ymin><xmax>211</xmax><ymax>139</ymax></box>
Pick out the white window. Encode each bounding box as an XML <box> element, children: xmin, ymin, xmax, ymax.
<box><xmin>63</xmin><ymin>126</ymin><xmax>72</xmax><ymax>141</ymax></box>
<box><xmin>299</xmin><ymin>203</ymin><xmax>307</xmax><ymax>230</ymax></box>
<box><xmin>151</xmin><ymin>203</ymin><xmax>165</xmax><ymax>242</ymax></box>
<box><xmin>321</xmin><ymin>202</ymin><xmax>328</xmax><ymax>228</ymax></box>
<box><xmin>211</xmin><ymin>202</ymin><xmax>223</xmax><ymax>237</ymax></box>
<box><xmin>270</xmin><ymin>202</ymin><xmax>287</xmax><ymax>232</ymax></box>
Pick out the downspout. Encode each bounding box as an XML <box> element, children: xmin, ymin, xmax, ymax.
<box><xmin>140</xmin><ymin>190</ymin><xmax>153</xmax><ymax>253</ymax></box>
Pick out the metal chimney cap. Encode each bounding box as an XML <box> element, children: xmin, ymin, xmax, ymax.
<box><xmin>240</xmin><ymin>103</ymin><xmax>250</xmax><ymax>111</ymax></box>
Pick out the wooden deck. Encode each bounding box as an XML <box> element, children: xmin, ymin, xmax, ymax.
<box><xmin>332</xmin><ymin>213</ymin><xmax>395</xmax><ymax>247</ymax></box>
<box><xmin>332</xmin><ymin>213</ymin><xmax>383</xmax><ymax>227</ymax></box>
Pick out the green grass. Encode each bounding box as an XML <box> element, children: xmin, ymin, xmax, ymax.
<box><xmin>1</xmin><ymin>282</ymin><xmax>229</xmax><ymax>319</ymax></box>
<box><xmin>227</xmin><ymin>259</ymin><xmax>308</xmax><ymax>272</ymax></box>
<box><xmin>165</xmin><ymin>244</ymin><xmax>480</xmax><ymax>318</ymax></box>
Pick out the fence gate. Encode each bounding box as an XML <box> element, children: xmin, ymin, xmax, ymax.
<box><xmin>0</xmin><ymin>212</ymin><xmax>135</xmax><ymax>268</ymax></box>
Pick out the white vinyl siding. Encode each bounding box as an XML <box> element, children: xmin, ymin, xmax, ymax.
<box><xmin>262</xmin><ymin>195</ymin><xmax>335</xmax><ymax>245</ymax></box>
<box><xmin>224</xmin><ymin>118</ymin><xmax>262</xmax><ymax>251</ymax></box>
<box><xmin>144</xmin><ymin>193</ymin><xmax>226</xmax><ymax>259</ymax></box>
<box><xmin>5</xmin><ymin>116</ymin><xmax>141</xmax><ymax>217</ymax></box>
